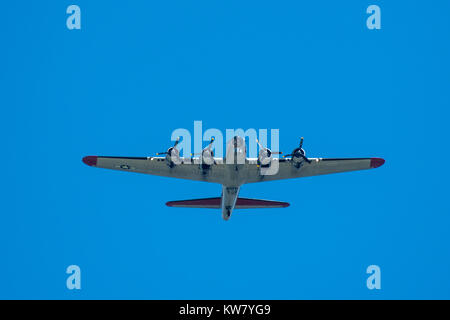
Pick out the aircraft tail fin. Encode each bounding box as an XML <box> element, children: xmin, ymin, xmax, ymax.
<box><xmin>166</xmin><ymin>197</ymin><xmax>289</xmax><ymax>209</ymax></box>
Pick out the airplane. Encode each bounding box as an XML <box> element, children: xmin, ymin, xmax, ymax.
<box><xmin>82</xmin><ymin>136</ymin><xmax>385</xmax><ymax>220</ymax></box>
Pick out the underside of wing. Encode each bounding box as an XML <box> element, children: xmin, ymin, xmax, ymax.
<box><xmin>82</xmin><ymin>155</ymin><xmax>225</xmax><ymax>183</ymax></box>
<box><xmin>244</xmin><ymin>157</ymin><xmax>385</xmax><ymax>183</ymax></box>
<box><xmin>166</xmin><ymin>197</ymin><xmax>290</xmax><ymax>209</ymax></box>
<box><xmin>83</xmin><ymin>155</ymin><xmax>385</xmax><ymax>185</ymax></box>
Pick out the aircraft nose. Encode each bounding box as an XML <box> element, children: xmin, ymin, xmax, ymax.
<box><xmin>82</xmin><ymin>156</ymin><xmax>98</xmax><ymax>167</ymax></box>
<box><xmin>232</xmin><ymin>136</ymin><xmax>245</xmax><ymax>146</ymax></box>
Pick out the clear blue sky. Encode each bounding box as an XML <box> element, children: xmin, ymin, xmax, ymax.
<box><xmin>1</xmin><ymin>1</ymin><xmax>450</xmax><ymax>299</ymax></box>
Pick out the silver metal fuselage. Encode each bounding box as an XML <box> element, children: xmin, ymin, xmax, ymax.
<box><xmin>220</xmin><ymin>136</ymin><xmax>247</xmax><ymax>220</ymax></box>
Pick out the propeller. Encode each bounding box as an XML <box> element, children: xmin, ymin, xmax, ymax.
<box><xmin>191</xmin><ymin>137</ymin><xmax>215</xmax><ymax>156</ymax></box>
<box><xmin>256</xmin><ymin>139</ymin><xmax>282</xmax><ymax>155</ymax></box>
<box><xmin>156</xmin><ymin>137</ymin><xmax>180</xmax><ymax>155</ymax></box>
<box><xmin>206</xmin><ymin>137</ymin><xmax>215</xmax><ymax>148</ymax></box>
<box><xmin>283</xmin><ymin>137</ymin><xmax>311</xmax><ymax>163</ymax></box>
<box><xmin>173</xmin><ymin>136</ymin><xmax>180</xmax><ymax>147</ymax></box>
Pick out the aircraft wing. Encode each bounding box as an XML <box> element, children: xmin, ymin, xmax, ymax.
<box><xmin>166</xmin><ymin>197</ymin><xmax>290</xmax><ymax>209</ymax></box>
<box><xmin>83</xmin><ymin>156</ymin><xmax>384</xmax><ymax>184</ymax></box>
<box><xmin>82</xmin><ymin>156</ymin><xmax>225</xmax><ymax>183</ymax></box>
<box><xmin>243</xmin><ymin>157</ymin><xmax>385</xmax><ymax>184</ymax></box>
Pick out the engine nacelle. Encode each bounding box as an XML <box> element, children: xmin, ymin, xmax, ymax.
<box><xmin>165</xmin><ymin>147</ymin><xmax>181</xmax><ymax>167</ymax></box>
<box><xmin>290</xmin><ymin>147</ymin><xmax>306</xmax><ymax>168</ymax></box>
<box><xmin>257</xmin><ymin>148</ymin><xmax>272</xmax><ymax>167</ymax></box>
<box><xmin>200</xmin><ymin>148</ymin><xmax>215</xmax><ymax>167</ymax></box>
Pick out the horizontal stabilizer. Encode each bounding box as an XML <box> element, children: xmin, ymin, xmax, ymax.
<box><xmin>166</xmin><ymin>197</ymin><xmax>289</xmax><ymax>209</ymax></box>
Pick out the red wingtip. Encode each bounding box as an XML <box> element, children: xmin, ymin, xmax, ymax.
<box><xmin>370</xmin><ymin>158</ymin><xmax>385</xmax><ymax>168</ymax></box>
<box><xmin>166</xmin><ymin>201</ymin><xmax>175</xmax><ymax>207</ymax></box>
<box><xmin>82</xmin><ymin>156</ymin><xmax>97</xmax><ymax>167</ymax></box>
